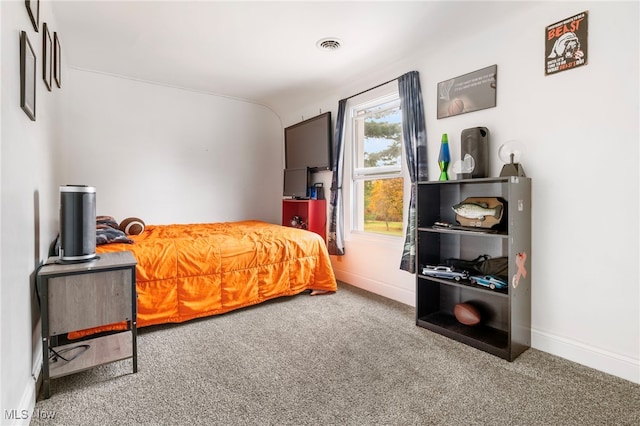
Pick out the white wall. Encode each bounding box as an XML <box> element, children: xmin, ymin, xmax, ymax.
<box><xmin>1</xmin><ymin>1</ymin><xmax>62</xmax><ymax>424</ymax></box>
<box><xmin>0</xmin><ymin>1</ymin><xmax>3</xmax><ymax>417</ymax></box>
<box><xmin>0</xmin><ymin>0</ymin><xmax>3</xmax><ymax>416</ymax></box>
<box><xmin>59</xmin><ymin>69</ymin><xmax>283</xmax><ymax>225</ymax></box>
<box><xmin>280</xmin><ymin>1</ymin><xmax>639</xmax><ymax>383</ymax></box>
<box><xmin>2</xmin><ymin>4</ymin><xmax>283</xmax><ymax>422</ymax></box>
<box><xmin>2</xmin><ymin>4</ymin><xmax>637</xmax><ymax>422</ymax></box>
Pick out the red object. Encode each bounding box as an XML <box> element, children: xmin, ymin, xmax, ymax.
<box><xmin>454</xmin><ymin>303</ymin><xmax>481</xmax><ymax>326</ymax></box>
<box><xmin>282</xmin><ymin>199</ymin><xmax>326</xmax><ymax>242</ymax></box>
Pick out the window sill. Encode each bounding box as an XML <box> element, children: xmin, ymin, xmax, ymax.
<box><xmin>347</xmin><ymin>230</ymin><xmax>404</xmax><ymax>245</ymax></box>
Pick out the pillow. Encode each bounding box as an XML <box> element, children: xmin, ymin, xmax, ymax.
<box><xmin>96</xmin><ymin>226</ymin><xmax>133</xmax><ymax>245</ymax></box>
<box><xmin>96</xmin><ymin>215</ymin><xmax>134</xmax><ymax>245</ymax></box>
<box><xmin>97</xmin><ymin>215</ymin><xmax>119</xmax><ymax>229</ymax></box>
<box><xmin>119</xmin><ymin>217</ymin><xmax>145</xmax><ymax>235</ymax></box>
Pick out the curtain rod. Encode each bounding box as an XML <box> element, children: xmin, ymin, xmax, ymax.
<box><xmin>345</xmin><ymin>75</ymin><xmax>401</xmax><ymax>101</ymax></box>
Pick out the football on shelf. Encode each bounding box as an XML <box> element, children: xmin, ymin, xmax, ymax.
<box><xmin>453</xmin><ymin>303</ymin><xmax>481</xmax><ymax>326</ymax></box>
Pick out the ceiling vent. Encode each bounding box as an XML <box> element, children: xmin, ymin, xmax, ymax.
<box><xmin>316</xmin><ymin>38</ymin><xmax>342</xmax><ymax>51</ymax></box>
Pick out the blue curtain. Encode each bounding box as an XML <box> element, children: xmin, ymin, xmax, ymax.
<box><xmin>398</xmin><ymin>71</ymin><xmax>428</xmax><ymax>272</ymax></box>
<box><xmin>327</xmin><ymin>99</ymin><xmax>347</xmax><ymax>256</ymax></box>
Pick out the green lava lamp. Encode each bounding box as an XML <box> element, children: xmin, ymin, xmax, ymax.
<box><xmin>438</xmin><ymin>133</ymin><xmax>451</xmax><ymax>181</ymax></box>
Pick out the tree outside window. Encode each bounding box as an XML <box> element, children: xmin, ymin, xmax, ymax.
<box><xmin>352</xmin><ymin>94</ymin><xmax>404</xmax><ymax>237</ymax></box>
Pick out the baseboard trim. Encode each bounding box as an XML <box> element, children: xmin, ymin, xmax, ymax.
<box><xmin>532</xmin><ymin>328</ymin><xmax>639</xmax><ymax>384</ymax></box>
<box><xmin>335</xmin><ymin>270</ymin><xmax>414</xmax><ymax>307</ymax></box>
<box><xmin>6</xmin><ymin>383</ymin><xmax>36</xmax><ymax>426</ymax></box>
<box><xmin>335</xmin><ymin>272</ymin><xmax>639</xmax><ymax>385</ymax></box>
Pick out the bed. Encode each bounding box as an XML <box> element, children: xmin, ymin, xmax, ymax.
<box><xmin>69</xmin><ymin>220</ymin><xmax>337</xmax><ymax>338</ymax></box>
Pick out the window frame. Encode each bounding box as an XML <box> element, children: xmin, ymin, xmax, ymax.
<box><xmin>345</xmin><ymin>85</ymin><xmax>408</xmax><ymax>240</ymax></box>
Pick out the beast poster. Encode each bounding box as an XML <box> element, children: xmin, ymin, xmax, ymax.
<box><xmin>545</xmin><ymin>11</ymin><xmax>588</xmax><ymax>75</ymax></box>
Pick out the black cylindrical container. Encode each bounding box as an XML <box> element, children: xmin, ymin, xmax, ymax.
<box><xmin>59</xmin><ymin>185</ymin><xmax>96</xmax><ymax>261</ymax></box>
<box><xmin>461</xmin><ymin>127</ymin><xmax>490</xmax><ymax>178</ymax></box>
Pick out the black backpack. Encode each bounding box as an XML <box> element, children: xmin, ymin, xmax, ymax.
<box><xmin>446</xmin><ymin>254</ymin><xmax>508</xmax><ymax>279</ymax></box>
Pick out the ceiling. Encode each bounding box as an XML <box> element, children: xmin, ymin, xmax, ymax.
<box><xmin>50</xmin><ymin>1</ymin><xmax>534</xmax><ymax>113</ymax></box>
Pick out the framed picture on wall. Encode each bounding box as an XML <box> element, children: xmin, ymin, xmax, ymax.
<box><xmin>437</xmin><ymin>65</ymin><xmax>497</xmax><ymax>119</ymax></box>
<box><xmin>54</xmin><ymin>32</ymin><xmax>62</xmax><ymax>88</ymax></box>
<box><xmin>26</xmin><ymin>0</ymin><xmax>40</xmax><ymax>32</ymax></box>
<box><xmin>20</xmin><ymin>31</ymin><xmax>36</xmax><ymax>121</ymax></box>
<box><xmin>43</xmin><ymin>22</ymin><xmax>52</xmax><ymax>91</ymax></box>
<box><xmin>545</xmin><ymin>11</ymin><xmax>588</xmax><ymax>75</ymax></box>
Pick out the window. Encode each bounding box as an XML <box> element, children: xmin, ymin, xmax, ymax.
<box><xmin>349</xmin><ymin>91</ymin><xmax>405</xmax><ymax>237</ymax></box>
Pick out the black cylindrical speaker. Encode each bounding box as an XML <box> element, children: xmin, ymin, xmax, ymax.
<box><xmin>461</xmin><ymin>127</ymin><xmax>490</xmax><ymax>178</ymax></box>
<box><xmin>59</xmin><ymin>185</ymin><xmax>96</xmax><ymax>261</ymax></box>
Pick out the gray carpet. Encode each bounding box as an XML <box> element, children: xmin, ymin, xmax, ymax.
<box><xmin>32</xmin><ymin>283</ymin><xmax>639</xmax><ymax>425</ymax></box>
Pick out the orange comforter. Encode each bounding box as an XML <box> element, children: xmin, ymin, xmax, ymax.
<box><xmin>71</xmin><ymin>220</ymin><xmax>336</xmax><ymax>338</ymax></box>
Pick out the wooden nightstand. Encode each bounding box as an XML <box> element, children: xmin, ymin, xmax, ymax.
<box><xmin>37</xmin><ymin>251</ymin><xmax>137</xmax><ymax>399</ymax></box>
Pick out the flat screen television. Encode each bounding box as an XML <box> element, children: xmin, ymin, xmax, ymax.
<box><xmin>285</xmin><ymin>112</ymin><xmax>332</xmax><ymax>172</ymax></box>
<box><xmin>283</xmin><ymin>168</ymin><xmax>309</xmax><ymax>199</ymax></box>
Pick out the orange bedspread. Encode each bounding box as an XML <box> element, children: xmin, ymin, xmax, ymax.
<box><xmin>71</xmin><ymin>220</ymin><xmax>336</xmax><ymax>338</ymax></box>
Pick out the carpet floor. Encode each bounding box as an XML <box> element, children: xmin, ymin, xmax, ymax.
<box><xmin>31</xmin><ymin>282</ymin><xmax>640</xmax><ymax>425</ymax></box>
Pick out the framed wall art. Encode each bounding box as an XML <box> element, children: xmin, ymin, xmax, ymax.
<box><xmin>43</xmin><ymin>22</ymin><xmax>52</xmax><ymax>91</ymax></box>
<box><xmin>54</xmin><ymin>32</ymin><xmax>62</xmax><ymax>88</ymax></box>
<box><xmin>20</xmin><ymin>31</ymin><xmax>36</xmax><ymax>121</ymax></box>
<box><xmin>25</xmin><ymin>0</ymin><xmax>39</xmax><ymax>32</ymax></box>
<box><xmin>545</xmin><ymin>11</ymin><xmax>588</xmax><ymax>76</ymax></box>
<box><xmin>437</xmin><ymin>65</ymin><xmax>497</xmax><ymax>119</ymax></box>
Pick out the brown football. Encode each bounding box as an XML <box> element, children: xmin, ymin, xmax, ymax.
<box><xmin>454</xmin><ymin>303</ymin><xmax>481</xmax><ymax>326</ymax></box>
<box><xmin>119</xmin><ymin>217</ymin><xmax>145</xmax><ymax>235</ymax></box>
